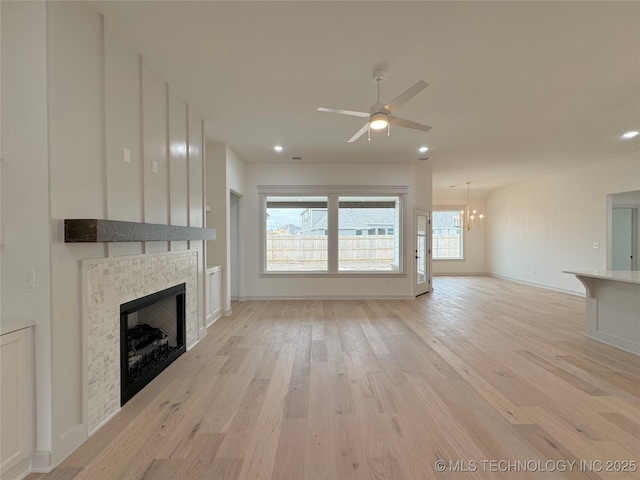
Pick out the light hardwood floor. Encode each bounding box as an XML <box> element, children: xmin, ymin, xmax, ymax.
<box><xmin>28</xmin><ymin>276</ymin><xmax>639</xmax><ymax>479</ymax></box>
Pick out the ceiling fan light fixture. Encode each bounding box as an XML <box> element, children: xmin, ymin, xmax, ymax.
<box><xmin>316</xmin><ymin>73</ymin><xmax>430</xmax><ymax>142</ymax></box>
<box><xmin>369</xmin><ymin>112</ymin><xmax>389</xmax><ymax>130</ymax></box>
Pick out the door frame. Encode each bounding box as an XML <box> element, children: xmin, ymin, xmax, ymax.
<box><xmin>607</xmin><ymin>193</ymin><xmax>640</xmax><ymax>271</ymax></box>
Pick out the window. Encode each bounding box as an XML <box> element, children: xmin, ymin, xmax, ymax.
<box><xmin>265</xmin><ymin>196</ymin><xmax>328</xmax><ymax>271</ymax></box>
<box><xmin>338</xmin><ymin>196</ymin><xmax>401</xmax><ymax>271</ymax></box>
<box><xmin>432</xmin><ymin>210</ymin><xmax>463</xmax><ymax>259</ymax></box>
<box><xmin>261</xmin><ymin>189</ymin><xmax>406</xmax><ymax>274</ymax></box>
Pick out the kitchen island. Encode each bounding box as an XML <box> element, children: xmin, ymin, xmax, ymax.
<box><xmin>564</xmin><ymin>270</ymin><xmax>639</xmax><ymax>355</ymax></box>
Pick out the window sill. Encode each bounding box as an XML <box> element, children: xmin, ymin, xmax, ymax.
<box><xmin>260</xmin><ymin>271</ymin><xmax>407</xmax><ymax>278</ymax></box>
<box><xmin>433</xmin><ymin>258</ymin><xmax>466</xmax><ymax>262</ymax></box>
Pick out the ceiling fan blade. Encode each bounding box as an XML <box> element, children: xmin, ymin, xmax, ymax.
<box><xmin>348</xmin><ymin>123</ymin><xmax>370</xmax><ymax>143</ymax></box>
<box><xmin>317</xmin><ymin>107</ymin><xmax>369</xmax><ymax>118</ymax></box>
<box><xmin>383</xmin><ymin>81</ymin><xmax>428</xmax><ymax>113</ymax></box>
<box><xmin>389</xmin><ymin>116</ymin><xmax>432</xmax><ymax>132</ymax></box>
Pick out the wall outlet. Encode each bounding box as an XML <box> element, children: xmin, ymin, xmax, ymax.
<box><xmin>123</xmin><ymin>147</ymin><xmax>131</xmax><ymax>164</ymax></box>
<box><xmin>22</xmin><ymin>268</ymin><xmax>35</xmax><ymax>289</ymax></box>
<box><xmin>593</xmin><ymin>242</ymin><xmax>600</xmax><ymax>249</ymax></box>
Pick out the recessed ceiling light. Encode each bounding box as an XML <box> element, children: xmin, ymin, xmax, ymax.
<box><xmin>622</xmin><ymin>131</ymin><xmax>639</xmax><ymax>139</ymax></box>
<box><xmin>418</xmin><ymin>146</ymin><xmax>429</xmax><ymax>154</ymax></box>
<box><xmin>273</xmin><ymin>145</ymin><xmax>284</xmax><ymax>152</ymax></box>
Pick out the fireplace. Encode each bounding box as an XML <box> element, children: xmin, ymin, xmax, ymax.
<box><xmin>120</xmin><ymin>283</ymin><xmax>186</xmax><ymax>405</ymax></box>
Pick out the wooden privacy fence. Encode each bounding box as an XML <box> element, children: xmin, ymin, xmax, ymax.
<box><xmin>433</xmin><ymin>235</ymin><xmax>460</xmax><ymax>258</ymax></box>
<box><xmin>266</xmin><ymin>235</ymin><xmax>395</xmax><ymax>265</ymax></box>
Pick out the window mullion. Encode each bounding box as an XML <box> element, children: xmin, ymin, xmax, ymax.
<box><xmin>260</xmin><ymin>194</ymin><xmax>266</xmax><ymax>272</ymax></box>
<box><xmin>328</xmin><ymin>194</ymin><xmax>339</xmax><ymax>273</ymax></box>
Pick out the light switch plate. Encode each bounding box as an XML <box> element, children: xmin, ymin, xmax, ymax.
<box><xmin>152</xmin><ymin>160</ymin><xmax>158</xmax><ymax>173</ymax></box>
<box><xmin>123</xmin><ymin>147</ymin><xmax>131</xmax><ymax>164</ymax></box>
<box><xmin>593</xmin><ymin>242</ymin><xmax>600</xmax><ymax>249</ymax></box>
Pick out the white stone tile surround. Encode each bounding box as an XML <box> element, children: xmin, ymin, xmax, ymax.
<box><xmin>83</xmin><ymin>251</ymin><xmax>198</xmax><ymax>433</ymax></box>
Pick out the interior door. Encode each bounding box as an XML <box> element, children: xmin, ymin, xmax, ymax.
<box><xmin>415</xmin><ymin>209</ymin><xmax>430</xmax><ymax>296</ymax></box>
<box><xmin>612</xmin><ymin>208</ymin><xmax>635</xmax><ymax>270</ymax></box>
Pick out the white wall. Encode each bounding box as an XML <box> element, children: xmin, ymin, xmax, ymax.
<box><xmin>226</xmin><ymin>147</ymin><xmax>245</xmax><ymax>304</ymax></box>
<box><xmin>432</xmin><ymin>197</ymin><xmax>487</xmax><ymax>275</ymax></box>
<box><xmin>142</xmin><ymin>61</ymin><xmax>170</xmax><ymax>254</ymax></box>
<box><xmin>2</xmin><ymin>1</ymin><xmax>208</xmax><ymax>470</ymax></box>
<box><xmin>205</xmin><ymin>142</ymin><xmax>227</xmax><ymax>285</ymax></box>
<box><xmin>230</xmin><ymin>193</ymin><xmax>240</xmax><ymax>299</ymax></box>
<box><xmin>1</xmin><ymin>1</ymin><xmax>53</xmax><ymax>465</ymax></box>
<box><xmin>487</xmin><ymin>152</ymin><xmax>640</xmax><ymax>294</ymax></box>
<box><xmin>205</xmin><ymin>143</ymin><xmax>246</xmax><ymax>313</ymax></box>
<box><xmin>243</xmin><ymin>162</ymin><xmax>431</xmax><ymax>299</ymax></box>
<box><xmin>187</xmin><ymin>112</ymin><xmax>206</xmax><ymax>338</ymax></box>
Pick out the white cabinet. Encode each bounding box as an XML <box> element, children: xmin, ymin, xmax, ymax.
<box><xmin>205</xmin><ymin>266</ymin><xmax>222</xmax><ymax>327</ymax></box>
<box><xmin>1</xmin><ymin>327</ymin><xmax>33</xmax><ymax>480</ymax></box>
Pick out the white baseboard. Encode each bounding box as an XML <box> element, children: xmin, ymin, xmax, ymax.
<box><xmin>2</xmin><ymin>455</ymin><xmax>31</xmax><ymax>479</ymax></box>
<box><xmin>585</xmin><ymin>332</ymin><xmax>640</xmax><ymax>356</ymax></box>
<box><xmin>433</xmin><ymin>272</ymin><xmax>488</xmax><ymax>276</ymax></box>
<box><xmin>29</xmin><ymin>450</ymin><xmax>52</xmax><ymax>473</ymax></box>
<box><xmin>89</xmin><ymin>408</ymin><xmax>120</xmax><ymax>437</ymax></box>
<box><xmin>244</xmin><ymin>294</ymin><xmax>415</xmax><ymax>300</ymax></box>
<box><xmin>487</xmin><ymin>273</ymin><xmax>584</xmax><ymax>297</ymax></box>
<box><xmin>222</xmin><ymin>308</ymin><xmax>233</xmax><ymax>316</ymax></box>
<box><xmin>206</xmin><ymin>313</ymin><xmax>222</xmax><ymax>328</ymax></box>
<box><xmin>198</xmin><ymin>326</ymin><xmax>208</xmax><ymax>340</ymax></box>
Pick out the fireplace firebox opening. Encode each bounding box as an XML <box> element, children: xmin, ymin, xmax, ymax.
<box><xmin>120</xmin><ymin>283</ymin><xmax>186</xmax><ymax>405</ymax></box>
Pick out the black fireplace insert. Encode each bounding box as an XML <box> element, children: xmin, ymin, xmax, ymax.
<box><xmin>120</xmin><ymin>283</ymin><xmax>186</xmax><ymax>405</ymax></box>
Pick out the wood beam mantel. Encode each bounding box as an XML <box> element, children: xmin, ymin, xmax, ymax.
<box><xmin>64</xmin><ymin>219</ymin><xmax>216</xmax><ymax>243</ymax></box>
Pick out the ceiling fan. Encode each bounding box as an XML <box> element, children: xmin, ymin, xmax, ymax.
<box><xmin>317</xmin><ymin>70</ymin><xmax>432</xmax><ymax>142</ymax></box>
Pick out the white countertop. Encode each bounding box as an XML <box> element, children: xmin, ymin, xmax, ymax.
<box><xmin>563</xmin><ymin>270</ymin><xmax>640</xmax><ymax>285</ymax></box>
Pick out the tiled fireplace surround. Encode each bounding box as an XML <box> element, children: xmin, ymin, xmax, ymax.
<box><xmin>83</xmin><ymin>251</ymin><xmax>198</xmax><ymax>433</ymax></box>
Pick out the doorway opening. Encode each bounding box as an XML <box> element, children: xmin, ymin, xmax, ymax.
<box><xmin>230</xmin><ymin>191</ymin><xmax>242</xmax><ymax>300</ymax></box>
<box><xmin>608</xmin><ymin>191</ymin><xmax>640</xmax><ymax>271</ymax></box>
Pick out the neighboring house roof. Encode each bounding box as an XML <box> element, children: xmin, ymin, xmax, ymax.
<box><xmin>284</xmin><ymin>224</ymin><xmax>301</xmax><ymax>234</ymax></box>
<box><xmin>269</xmin><ymin>223</ymin><xmax>301</xmax><ymax>235</ymax></box>
<box><xmin>302</xmin><ymin>209</ymin><xmax>394</xmax><ymax>231</ymax></box>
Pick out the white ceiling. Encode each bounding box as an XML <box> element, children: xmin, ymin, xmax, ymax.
<box><xmin>90</xmin><ymin>1</ymin><xmax>640</xmax><ymax>197</ymax></box>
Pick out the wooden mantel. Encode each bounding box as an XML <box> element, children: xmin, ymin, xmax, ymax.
<box><xmin>64</xmin><ymin>219</ymin><xmax>216</xmax><ymax>243</ymax></box>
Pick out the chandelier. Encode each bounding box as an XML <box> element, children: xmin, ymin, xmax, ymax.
<box><xmin>459</xmin><ymin>181</ymin><xmax>484</xmax><ymax>231</ymax></box>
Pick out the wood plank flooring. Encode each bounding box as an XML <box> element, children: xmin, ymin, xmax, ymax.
<box><xmin>28</xmin><ymin>276</ymin><xmax>640</xmax><ymax>479</ymax></box>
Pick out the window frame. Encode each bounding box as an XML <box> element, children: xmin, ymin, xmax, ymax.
<box><xmin>264</xmin><ymin>195</ymin><xmax>329</xmax><ymax>273</ymax></box>
<box><xmin>259</xmin><ymin>185</ymin><xmax>408</xmax><ymax>276</ymax></box>
<box><xmin>432</xmin><ymin>207</ymin><xmax>465</xmax><ymax>261</ymax></box>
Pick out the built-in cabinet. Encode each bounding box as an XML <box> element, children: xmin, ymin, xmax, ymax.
<box><xmin>205</xmin><ymin>266</ymin><xmax>222</xmax><ymax>327</ymax></box>
<box><xmin>1</xmin><ymin>327</ymin><xmax>33</xmax><ymax>480</ymax></box>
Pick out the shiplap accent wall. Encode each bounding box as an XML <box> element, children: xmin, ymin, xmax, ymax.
<box><xmin>45</xmin><ymin>1</ymin><xmax>208</xmax><ymax>467</ymax></box>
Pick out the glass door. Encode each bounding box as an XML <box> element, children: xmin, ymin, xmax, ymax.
<box><xmin>415</xmin><ymin>209</ymin><xmax>430</xmax><ymax>296</ymax></box>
